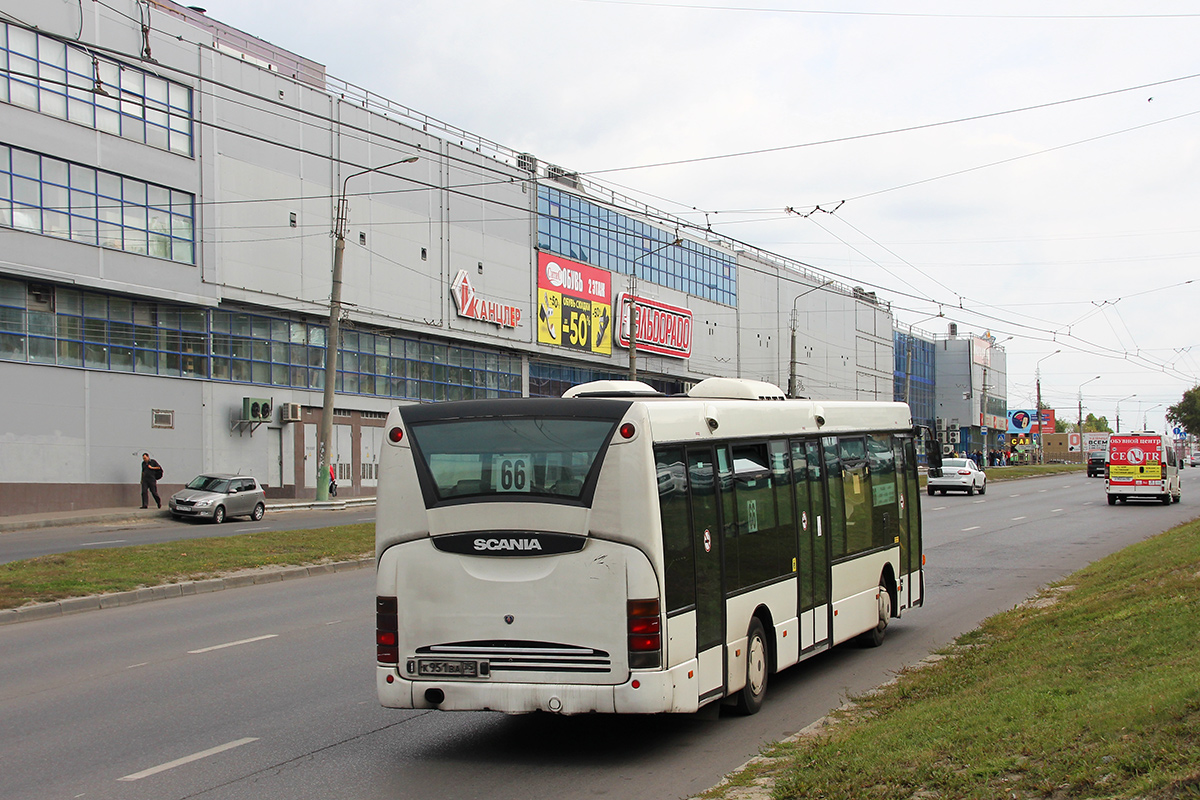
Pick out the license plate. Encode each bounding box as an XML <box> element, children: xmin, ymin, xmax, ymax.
<box><xmin>417</xmin><ymin>658</ymin><xmax>481</xmax><ymax>677</ymax></box>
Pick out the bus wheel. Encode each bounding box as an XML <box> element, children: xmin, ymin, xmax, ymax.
<box><xmin>861</xmin><ymin>579</ymin><xmax>891</xmax><ymax>647</ymax></box>
<box><xmin>1107</xmin><ymin>494</ymin><xmax>1117</xmax><ymax>506</ymax></box>
<box><xmin>734</xmin><ymin>619</ymin><xmax>769</xmax><ymax>715</ymax></box>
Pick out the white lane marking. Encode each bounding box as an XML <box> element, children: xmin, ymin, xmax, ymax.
<box><xmin>117</xmin><ymin>737</ymin><xmax>258</xmax><ymax>782</ymax></box>
<box><xmin>1009</xmin><ymin>494</ymin><xmax>1021</xmax><ymax>498</ymax></box>
<box><xmin>1012</xmin><ymin>516</ymin><xmax>1027</xmax><ymax>521</ymax></box>
<box><xmin>1052</xmin><ymin>508</ymin><xmax>1064</xmax><ymax>513</ymax></box>
<box><xmin>325</xmin><ymin>620</ymin><xmax>342</xmax><ymax>625</ymax></box>
<box><xmin>1038</xmin><ymin>489</ymin><xmax>1048</xmax><ymax>493</ymax></box>
<box><xmin>962</xmin><ymin>526</ymin><xmax>981</xmax><ymax>532</ymax></box>
<box><xmin>932</xmin><ymin>506</ymin><xmax>947</xmax><ymax>511</ymax></box>
<box><xmin>188</xmin><ymin>634</ymin><xmax>278</xmax><ymax>654</ymax></box>
<box><xmin>125</xmin><ymin>662</ymin><xmax>148</xmax><ymax>669</ymax></box>
<box><xmin>230</xmin><ymin>526</ymin><xmax>269</xmax><ymax>533</ymax></box>
<box><xmin>973</xmin><ymin>499</ymin><xmax>986</xmax><ymax>504</ymax></box>
<box><xmin>82</xmin><ymin>539</ymin><xmax>127</xmax><ymax>546</ymax></box>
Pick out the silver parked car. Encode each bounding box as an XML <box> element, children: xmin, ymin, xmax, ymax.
<box><xmin>170</xmin><ymin>474</ymin><xmax>266</xmax><ymax>523</ymax></box>
<box><xmin>926</xmin><ymin>457</ymin><xmax>987</xmax><ymax>496</ymax></box>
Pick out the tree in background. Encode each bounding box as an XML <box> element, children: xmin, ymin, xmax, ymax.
<box><xmin>1065</xmin><ymin>414</ymin><xmax>1112</xmax><ymax>433</ymax></box>
<box><xmin>1167</xmin><ymin>386</ymin><xmax>1200</xmax><ymax>437</ymax></box>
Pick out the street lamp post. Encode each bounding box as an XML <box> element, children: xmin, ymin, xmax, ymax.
<box><xmin>1077</xmin><ymin>375</ymin><xmax>1101</xmax><ymax>460</ymax></box>
<box><xmin>978</xmin><ymin>336</ymin><xmax>1011</xmax><ymax>461</ymax></box>
<box><xmin>627</xmin><ymin>238</ymin><xmax>681</xmax><ymax>381</ymax></box>
<box><xmin>317</xmin><ymin>156</ymin><xmax>418</xmax><ymax>501</ymax></box>
<box><xmin>1034</xmin><ymin>349</ymin><xmax>1061</xmax><ymax>464</ymax></box>
<box><xmin>1116</xmin><ymin>393</ymin><xmax>1136</xmax><ymax>433</ymax></box>
<box><xmin>787</xmin><ymin>280</ymin><xmax>834</xmax><ymax>398</ymax></box>
<box><xmin>1143</xmin><ymin>403</ymin><xmax>1163</xmax><ymax>431</ymax></box>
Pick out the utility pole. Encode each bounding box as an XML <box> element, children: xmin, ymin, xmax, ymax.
<box><xmin>627</xmin><ymin>274</ymin><xmax>637</xmax><ymax>381</ymax></box>
<box><xmin>1034</xmin><ymin>350</ymin><xmax>1060</xmax><ymax>464</ymax></box>
<box><xmin>787</xmin><ymin>280</ymin><xmax>833</xmax><ymax>398</ymax></box>
<box><xmin>318</xmin><ymin>156</ymin><xmax>417</xmax><ymax>501</ymax></box>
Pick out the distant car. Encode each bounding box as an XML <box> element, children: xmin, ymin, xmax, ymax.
<box><xmin>170</xmin><ymin>474</ymin><xmax>266</xmax><ymax>523</ymax></box>
<box><xmin>1086</xmin><ymin>450</ymin><xmax>1107</xmax><ymax>478</ymax></box>
<box><xmin>1191</xmin><ymin>453</ymin><xmax>1200</xmax><ymax>468</ymax></box>
<box><xmin>927</xmin><ymin>458</ymin><xmax>987</xmax><ymax>496</ymax></box>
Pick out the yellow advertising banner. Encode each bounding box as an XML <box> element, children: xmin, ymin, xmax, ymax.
<box><xmin>537</xmin><ymin>253</ymin><xmax>612</xmax><ymax>356</ymax></box>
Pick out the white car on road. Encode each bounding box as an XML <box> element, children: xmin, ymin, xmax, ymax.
<box><xmin>927</xmin><ymin>458</ymin><xmax>987</xmax><ymax>496</ymax></box>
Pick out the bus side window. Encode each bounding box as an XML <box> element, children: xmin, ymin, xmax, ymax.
<box><xmin>838</xmin><ymin>436</ymin><xmax>873</xmax><ymax>556</ymax></box>
<box><xmin>868</xmin><ymin>433</ymin><xmax>898</xmax><ymax>550</ymax></box>
<box><xmin>655</xmin><ymin>446</ymin><xmax>694</xmax><ymax>614</ymax></box>
<box><xmin>823</xmin><ymin>442</ymin><xmax>847</xmax><ymax>559</ymax></box>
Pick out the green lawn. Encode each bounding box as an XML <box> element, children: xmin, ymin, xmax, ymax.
<box><xmin>701</xmin><ymin>517</ymin><xmax>1200</xmax><ymax>800</ymax></box>
<box><xmin>0</xmin><ymin>523</ymin><xmax>373</xmax><ymax>609</ymax></box>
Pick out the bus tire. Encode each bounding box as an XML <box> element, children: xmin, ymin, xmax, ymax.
<box><xmin>927</xmin><ymin>485</ymin><xmax>935</xmax><ymax>496</ymax></box>
<box><xmin>861</xmin><ymin>578</ymin><xmax>891</xmax><ymax>648</ymax></box>
<box><xmin>1162</xmin><ymin>493</ymin><xmax>1171</xmax><ymax>505</ymax></box>
<box><xmin>734</xmin><ymin>619</ymin><xmax>769</xmax><ymax>715</ymax></box>
<box><xmin>1107</xmin><ymin>494</ymin><xmax>1117</xmax><ymax>505</ymax></box>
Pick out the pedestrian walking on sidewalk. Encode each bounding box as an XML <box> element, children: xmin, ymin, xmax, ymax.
<box><xmin>140</xmin><ymin>452</ymin><xmax>163</xmax><ymax>508</ymax></box>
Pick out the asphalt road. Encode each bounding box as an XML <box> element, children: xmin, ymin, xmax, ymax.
<box><xmin>0</xmin><ymin>506</ymin><xmax>376</xmax><ymax>564</ymax></box>
<box><xmin>2</xmin><ymin>472</ymin><xmax>1197</xmax><ymax>800</ymax></box>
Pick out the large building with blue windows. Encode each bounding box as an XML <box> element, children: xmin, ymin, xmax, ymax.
<box><xmin>0</xmin><ymin>0</ymin><xmax>897</xmax><ymax>513</ymax></box>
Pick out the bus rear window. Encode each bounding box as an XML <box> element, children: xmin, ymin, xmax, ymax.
<box><xmin>407</xmin><ymin>418</ymin><xmax>618</xmax><ymax>501</ymax></box>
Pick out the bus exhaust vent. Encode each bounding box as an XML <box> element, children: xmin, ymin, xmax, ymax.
<box><xmin>563</xmin><ymin>380</ymin><xmax>663</xmax><ymax>398</ymax></box>
<box><xmin>687</xmin><ymin>377</ymin><xmax>787</xmax><ymax>401</ymax></box>
<box><xmin>417</xmin><ymin>641</ymin><xmax>612</xmax><ymax>674</ymax></box>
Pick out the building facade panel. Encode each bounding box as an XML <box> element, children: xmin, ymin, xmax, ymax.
<box><xmin>0</xmin><ymin>0</ymin><xmax>902</xmax><ymax>512</ymax></box>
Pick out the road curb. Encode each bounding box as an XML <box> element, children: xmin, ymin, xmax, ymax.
<box><xmin>0</xmin><ymin>557</ymin><xmax>374</xmax><ymax>626</ymax></box>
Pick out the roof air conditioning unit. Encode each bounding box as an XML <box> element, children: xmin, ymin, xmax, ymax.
<box><xmin>546</xmin><ymin>164</ymin><xmax>581</xmax><ymax>189</ymax></box>
<box><xmin>517</xmin><ymin>152</ymin><xmax>538</xmax><ymax>174</ymax></box>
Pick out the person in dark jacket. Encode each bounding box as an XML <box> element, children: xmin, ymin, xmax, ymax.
<box><xmin>140</xmin><ymin>452</ymin><xmax>163</xmax><ymax>509</ymax></box>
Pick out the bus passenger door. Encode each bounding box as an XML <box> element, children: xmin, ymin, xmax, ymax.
<box><xmin>686</xmin><ymin>446</ymin><xmax>726</xmax><ymax>703</ymax></box>
<box><xmin>792</xmin><ymin>439</ymin><xmax>832</xmax><ymax>652</ymax></box>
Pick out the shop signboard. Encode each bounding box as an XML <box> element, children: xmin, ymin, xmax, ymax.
<box><xmin>451</xmin><ymin>270</ymin><xmax>521</xmax><ymax>328</ymax></box>
<box><xmin>614</xmin><ymin>292</ymin><xmax>693</xmax><ymax>359</ymax></box>
<box><xmin>1007</xmin><ymin>409</ymin><xmax>1035</xmax><ymax>435</ymax></box>
<box><xmin>535</xmin><ymin>253</ymin><xmax>612</xmax><ymax>355</ymax></box>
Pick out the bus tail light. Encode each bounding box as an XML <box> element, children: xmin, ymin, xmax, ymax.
<box><xmin>388</xmin><ymin>427</ymin><xmax>404</xmax><ymax>443</ymax></box>
<box><xmin>377</xmin><ymin>596</ymin><xmax>399</xmax><ymax>664</ymax></box>
<box><xmin>619</xmin><ymin>422</ymin><xmax>636</xmax><ymax>440</ymax></box>
<box><xmin>627</xmin><ymin>598</ymin><xmax>661</xmax><ymax>669</ymax></box>
<box><xmin>1161</xmin><ymin>463</ymin><xmax>1167</xmax><ymax>480</ymax></box>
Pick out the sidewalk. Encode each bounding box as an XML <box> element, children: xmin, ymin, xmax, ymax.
<box><xmin>0</xmin><ymin>497</ymin><xmax>376</xmax><ymax>533</ymax></box>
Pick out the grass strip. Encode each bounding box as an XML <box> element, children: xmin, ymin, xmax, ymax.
<box><xmin>0</xmin><ymin>523</ymin><xmax>373</xmax><ymax>610</ymax></box>
<box><xmin>715</xmin><ymin>518</ymin><xmax>1200</xmax><ymax>800</ymax></box>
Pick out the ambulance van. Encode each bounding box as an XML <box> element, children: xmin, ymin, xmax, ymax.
<box><xmin>1106</xmin><ymin>432</ymin><xmax>1181</xmax><ymax>505</ymax></box>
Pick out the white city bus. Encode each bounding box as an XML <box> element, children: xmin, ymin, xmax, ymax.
<box><xmin>375</xmin><ymin>378</ymin><xmax>931</xmax><ymax>715</ymax></box>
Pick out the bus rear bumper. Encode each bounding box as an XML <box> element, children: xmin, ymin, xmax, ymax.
<box><xmin>377</xmin><ymin>663</ymin><xmax>694</xmax><ymax>714</ymax></box>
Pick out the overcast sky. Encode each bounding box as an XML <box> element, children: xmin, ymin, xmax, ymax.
<box><xmin>193</xmin><ymin>0</ymin><xmax>1200</xmax><ymax>433</ymax></box>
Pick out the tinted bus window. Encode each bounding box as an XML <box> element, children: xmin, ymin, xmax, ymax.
<box><xmin>407</xmin><ymin>417</ymin><xmax>616</xmax><ymax>500</ymax></box>
<box><xmin>838</xmin><ymin>436</ymin><xmax>873</xmax><ymax>557</ymax></box>
<box><xmin>823</xmin><ymin>438</ymin><xmax>846</xmax><ymax>559</ymax></box>
<box><xmin>868</xmin><ymin>433</ymin><xmax>898</xmax><ymax>550</ymax></box>
<box><xmin>728</xmin><ymin>442</ymin><xmax>794</xmax><ymax>589</ymax></box>
<box><xmin>655</xmin><ymin>446</ymin><xmax>694</xmax><ymax>613</ymax></box>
